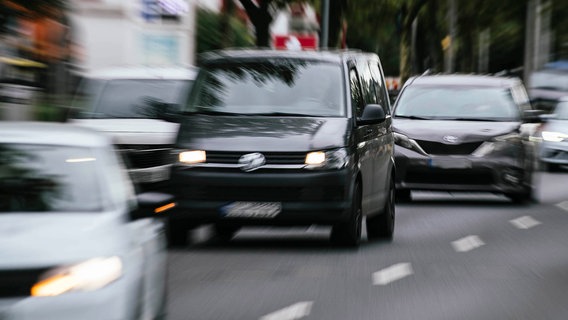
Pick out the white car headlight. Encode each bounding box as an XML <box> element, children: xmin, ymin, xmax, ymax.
<box><xmin>542</xmin><ymin>131</ymin><xmax>568</xmax><ymax>142</ymax></box>
<box><xmin>305</xmin><ymin>148</ymin><xmax>350</xmax><ymax>170</ymax></box>
<box><xmin>31</xmin><ymin>257</ymin><xmax>123</xmax><ymax>297</ymax></box>
<box><xmin>179</xmin><ymin>150</ymin><xmax>206</xmax><ymax>164</ymax></box>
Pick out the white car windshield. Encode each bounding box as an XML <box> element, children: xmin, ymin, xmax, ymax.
<box><xmin>75</xmin><ymin>79</ymin><xmax>192</xmax><ymax>119</ymax></box>
<box><xmin>0</xmin><ymin>144</ymin><xmax>104</xmax><ymax>212</ymax></box>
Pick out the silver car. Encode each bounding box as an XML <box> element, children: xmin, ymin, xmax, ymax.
<box><xmin>0</xmin><ymin>122</ymin><xmax>173</xmax><ymax>320</ymax></box>
<box><xmin>539</xmin><ymin>97</ymin><xmax>568</xmax><ymax>171</ymax></box>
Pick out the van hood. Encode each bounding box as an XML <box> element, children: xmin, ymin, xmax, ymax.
<box><xmin>0</xmin><ymin>214</ymin><xmax>126</xmax><ymax>269</ymax></box>
<box><xmin>177</xmin><ymin>115</ymin><xmax>350</xmax><ymax>151</ymax></box>
<box><xmin>393</xmin><ymin>119</ymin><xmax>520</xmax><ymax>142</ymax></box>
<box><xmin>71</xmin><ymin>119</ymin><xmax>179</xmax><ymax>145</ymax></box>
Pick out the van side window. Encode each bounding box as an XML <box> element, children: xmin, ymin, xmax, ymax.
<box><xmin>350</xmin><ymin>69</ymin><xmax>364</xmax><ymax>117</ymax></box>
<box><xmin>357</xmin><ymin>61</ymin><xmax>375</xmax><ymax>105</ymax></box>
<box><xmin>369</xmin><ymin>61</ymin><xmax>390</xmax><ymax>113</ymax></box>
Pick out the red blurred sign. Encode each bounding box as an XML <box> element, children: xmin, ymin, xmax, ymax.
<box><xmin>273</xmin><ymin>35</ymin><xmax>318</xmax><ymax>51</ymax></box>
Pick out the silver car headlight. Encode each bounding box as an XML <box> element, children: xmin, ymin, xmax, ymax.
<box><xmin>394</xmin><ymin>132</ymin><xmax>427</xmax><ymax>155</ymax></box>
<box><xmin>31</xmin><ymin>257</ymin><xmax>123</xmax><ymax>297</ymax></box>
<box><xmin>542</xmin><ymin>131</ymin><xmax>568</xmax><ymax>142</ymax></box>
<box><xmin>472</xmin><ymin>132</ymin><xmax>522</xmax><ymax>158</ymax></box>
<box><xmin>305</xmin><ymin>148</ymin><xmax>351</xmax><ymax>170</ymax></box>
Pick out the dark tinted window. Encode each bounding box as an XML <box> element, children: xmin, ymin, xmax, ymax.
<box><xmin>349</xmin><ymin>69</ymin><xmax>364</xmax><ymax>117</ymax></box>
<box><xmin>186</xmin><ymin>60</ymin><xmax>345</xmax><ymax>117</ymax></box>
<box><xmin>369</xmin><ymin>61</ymin><xmax>390</xmax><ymax>113</ymax></box>
<box><xmin>394</xmin><ymin>85</ymin><xmax>520</xmax><ymax>121</ymax></box>
<box><xmin>76</xmin><ymin>79</ymin><xmax>191</xmax><ymax>119</ymax></box>
<box><xmin>357</xmin><ymin>61</ymin><xmax>374</xmax><ymax>105</ymax></box>
<box><xmin>0</xmin><ymin>144</ymin><xmax>104</xmax><ymax>212</ymax></box>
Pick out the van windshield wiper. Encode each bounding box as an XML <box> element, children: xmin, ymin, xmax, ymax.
<box><xmin>182</xmin><ymin>110</ymin><xmax>245</xmax><ymax>116</ymax></box>
<box><xmin>394</xmin><ymin>115</ymin><xmax>432</xmax><ymax>120</ymax></box>
<box><xmin>247</xmin><ymin>112</ymin><xmax>318</xmax><ymax>117</ymax></box>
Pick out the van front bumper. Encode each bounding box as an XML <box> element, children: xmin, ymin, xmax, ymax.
<box><xmin>167</xmin><ymin>167</ymin><xmax>355</xmax><ymax>226</ymax></box>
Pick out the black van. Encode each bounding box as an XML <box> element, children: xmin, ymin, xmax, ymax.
<box><xmin>167</xmin><ymin>50</ymin><xmax>395</xmax><ymax>247</ymax></box>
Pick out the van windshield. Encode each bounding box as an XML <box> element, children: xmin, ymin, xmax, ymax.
<box><xmin>75</xmin><ymin>79</ymin><xmax>192</xmax><ymax>119</ymax></box>
<box><xmin>185</xmin><ymin>60</ymin><xmax>346</xmax><ymax>117</ymax></box>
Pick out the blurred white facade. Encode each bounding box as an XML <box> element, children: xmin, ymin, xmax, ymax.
<box><xmin>69</xmin><ymin>0</ymin><xmax>196</xmax><ymax>72</ymax></box>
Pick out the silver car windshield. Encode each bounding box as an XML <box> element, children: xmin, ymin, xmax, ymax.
<box><xmin>0</xmin><ymin>144</ymin><xmax>104</xmax><ymax>212</ymax></box>
<box><xmin>185</xmin><ymin>60</ymin><xmax>346</xmax><ymax>117</ymax></box>
<box><xmin>530</xmin><ymin>71</ymin><xmax>568</xmax><ymax>91</ymax></box>
<box><xmin>394</xmin><ymin>86</ymin><xmax>520</xmax><ymax>121</ymax></box>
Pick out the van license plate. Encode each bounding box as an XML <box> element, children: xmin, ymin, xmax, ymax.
<box><xmin>221</xmin><ymin>202</ymin><xmax>282</xmax><ymax>219</ymax></box>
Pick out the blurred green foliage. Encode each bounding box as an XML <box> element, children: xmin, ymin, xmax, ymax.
<box><xmin>196</xmin><ymin>8</ymin><xmax>254</xmax><ymax>62</ymax></box>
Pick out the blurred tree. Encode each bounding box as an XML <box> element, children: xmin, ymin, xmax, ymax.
<box><xmin>196</xmin><ymin>8</ymin><xmax>254</xmax><ymax>61</ymax></box>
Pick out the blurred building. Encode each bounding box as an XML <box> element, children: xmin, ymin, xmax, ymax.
<box><xmin>68</xmin><ymin>0</ymin><xmax>196</xmax><ymax>73</ymax></box>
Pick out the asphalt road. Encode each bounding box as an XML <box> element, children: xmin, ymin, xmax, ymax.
<box><xmin>166</xmin><ymin>171</ymin><xmax>568</xmax><ymax>320</ymax></box>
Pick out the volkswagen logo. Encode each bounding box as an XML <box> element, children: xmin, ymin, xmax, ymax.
<box><xmin>442</xmin><ymin>135</ymin><xmax>460</xmax><ymax>144</ymax></box>
<box><xmin>238</xmin><ymin>153</ymin><xmax>266</xmax><ymax>172</ymax></box>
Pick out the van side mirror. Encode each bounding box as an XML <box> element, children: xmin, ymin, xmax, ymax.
<box><xmin>357</xmin><ymin>104</ymin><xmax>386</xmax><ymax>125</ymax></box>
<box><xmin>131</xmin><ymin>192</ymin><xmax>176</xmax><ymax>220</ymax></box>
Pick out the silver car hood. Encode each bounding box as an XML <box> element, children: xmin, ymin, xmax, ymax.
<box><xmin>0</xmin><ymin>213</ymin><xmax>127</xmax><ymax>269</ymax></box>
<box><xmin>71</xmin><ymin>119</ymin><xmax>180</xmax><ymax>145</ymax></box>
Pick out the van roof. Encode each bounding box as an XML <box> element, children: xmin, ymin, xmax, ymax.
<box><xmin>200</xmin><ymin>49</ymin><xmax>376</xmax><ymax>64</ymax></box>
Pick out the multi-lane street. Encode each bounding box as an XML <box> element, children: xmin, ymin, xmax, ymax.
<box><xmin>166</xmin><ymin>171</ymin><xmax>568</xmax><ymax>320</ymax></box>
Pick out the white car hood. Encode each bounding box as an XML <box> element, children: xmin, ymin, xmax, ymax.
<box><xmin>71</xmin><ymin>119</ymin><xmax>180</xmax><ymax>145</ymax></box>
<box><xmin>0</xmin><ymin>214</ymin><xmax>127</xmax><ymax>269</ymax></box>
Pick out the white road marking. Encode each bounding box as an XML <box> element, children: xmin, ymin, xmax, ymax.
<box><xmin>259</xmin><ymin>301</ymin><xmax>313</xmax><ymax>320</ymax></box>
<box><xmin>452</xmin><ymin>235</ymin><xmax>485</xmax><ymax>253</ymax></box>
<box><xmin>372</xmin><ymin>263</ymin><xmax>414</xmax><ymax>285</ymax></box>
<box><xmin>556</xmin><ymin>201</ymin><xmax>568</xmax><ymax>212</ymax></box>
<box><xmin>510</xmin><ymin>216</ymin><xmax>541</xmax><ymax>229</ymax></box>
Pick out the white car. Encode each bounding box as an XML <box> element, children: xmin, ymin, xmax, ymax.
<box><xmin>0</xmin><ymin>122</ymin><xmax>173</xmax><ymax>320</ymax></box>
<box><xmin>70</xmin><ymin>66</ymin><xmax>197</xmax><ymax>192</ymax></box>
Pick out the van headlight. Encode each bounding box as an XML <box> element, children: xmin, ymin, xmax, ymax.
<box><xmin>31</xmin><ymin>257</ymin><xmax>123</xmax><ymax>297</ymax></box>
<box><xmin>542</xmin><ymin>131</ymin><xmax>568</xmax><ymax>142</ymax></box>
<box><xmin>179</xmin><ymin>150</ymin><xmax>206</xmax><ymax>164</ymax></box>
<box><xmin>472</xmin><ymin>132</ymin><xmax>522</xmax><ymax>158</ymax></box>
<box><xmin>394</xmin><ymin>132</ymin><xmax>427</xmax><ymax>155</ymax></box>
<box><xmin>305</xmin><ymin>148</ymin><xmax>351</xmax><ymax>170</ymax></box>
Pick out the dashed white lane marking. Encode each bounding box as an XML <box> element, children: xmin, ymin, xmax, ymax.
<box><xmin>372</xmin><ymin>263</ymin><xmax>414</xmax><ymax>285</ymax></box>
<box><xmin>259</xmin><ymin>301</ymin><xmax>313</xmax><ymax>320</ymax></box>
<box><xmin>510</xmin><ymin>216</ymin><xmax>541</xmax><ymax>229</ymax></box>
<box><xmin>452</xmin><ymin>235</ymin><xmax>485</xmax><ymax>253</ymax></box>
<box><xmin>556</xmin><ymin>201</ymin><xmax>568</xmax><ymax>212</ymax></box>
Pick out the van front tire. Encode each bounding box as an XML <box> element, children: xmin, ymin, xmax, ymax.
<box><xmin>331</xmin><ymin>183</ymin><xmax>362</xmax><ymax>247</ymax></box>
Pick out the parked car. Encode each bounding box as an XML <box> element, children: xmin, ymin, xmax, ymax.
<box><xmin>166</xmin><ymin>49</ymin><xmax>395</xmax><ymax>247</ymax></box>
<box><xmin>537</xmin><ymin>97</ymin><xmax>568</xmax><ymax>171</ymax></box>
<box><xmin>70</xmin><ymin>66</ymin><xmax>197</xmax><ymax>192</ymax></box>
<box><xmin>392</xmin><ymin>74</ymin><xmax>540</xmax><ymax>203</ymax></box>
<box><xmin>0</xmin><ymin>122</ymin><xmax>173</xmax><ymax>320</ymax></box>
